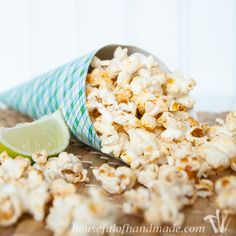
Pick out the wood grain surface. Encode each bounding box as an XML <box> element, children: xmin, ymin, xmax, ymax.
<box><xmin>0</xmin><ymin>109</ymin><xmax>235</xmax><ymax>236</ymax></box>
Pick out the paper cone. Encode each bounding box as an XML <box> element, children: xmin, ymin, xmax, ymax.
<box><xmin>0</xmin><ymin>44</ymin><xmax>170</xmax><ymax>151</ymax></box>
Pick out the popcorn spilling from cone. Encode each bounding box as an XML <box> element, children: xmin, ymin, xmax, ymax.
<box><xmin>0</xmin><ymin>46</ymin><xmax>236</xmax><ymax>235</ymax></box>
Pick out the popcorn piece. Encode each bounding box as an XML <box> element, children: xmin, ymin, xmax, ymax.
<box><xmin>47</xmin><ymin>188</ymin><xmax>116</xmax><ymax>236</ymax></box>
<box><xmin>123</xmin><ymin>165</ymin><xmax>196</xmax><ymax>226</ymax></box>
<box><xmin>86</xmin><ymin>68</ymin><xmax>113</xmax><ymax>88</ymax></box>
<box><xmin>215</xmin><ymin>175</ymin><xmax>236</xmax><ymax>193</ymax></box>
<box><xmin>198</xmin><ymin>144</ymin><xmax>229</xmax><ymax>169</ymax></box>
<box><xmin>73</xmin><ymin>188</ymin><xmax>116</xmax><ymax>228</ymax></box>
<box><xmin>91</xmin><ymin>56</ymin><xmax>110</xmax><ymax>68</ymax></box>
<box><xmin>140</xmin><ymin>114</ymin><xmax>157</xmax><ymax>131</ymax></box>
<box><xmin>0</xmin><ymin>151</ymin><xmax>9</xmax><ymax>163</ymax></box>
<box><xmin>176</xmin><ymin>95</ymin><xmax>195</xmax><ymax>109</ymax></box>
<box><xmin>167</xmin><ymin>141</ymin><xmax>200</xmax><ymax>172</ymax></box>
<box><xmin>165</xmin><ymin>72</ymin><xmax>196</xmax><ymax>98</ymax></box>
<box><xmin>17</xmin><ymin>168</ymin><xmax>51</xmax><ymax>221</ymax></box>
<box><xmin>42</xmin><ymin>152</ymin><xmax>88</xmax><ymax>183</ymax></box>
<box><xmin>32</xmin><ymin>150</ymin><xmax>48</xmax><ymax>171</ymax></box>
<box><xmin>0</xmin><ymin>155</ymin><xmax>31</xmax><ymax>181</ymax></box>
<box><xmin>123</xmin><ymin>128</ymin><xmax>160</xmax><ymax>168</ymax></box>
<box><xmin>195</xmin><ymin>179</ymin><xmax>214</xmax><ymax>198</ymax></box>
<box><xmin>93</xmin><ymin>163</ymin><xmax>136</xmax><ymax>194</ymax></box>
<box><xmin>215</xmin><ymin>176</ymin><xmax>236</xmax><ymax>213</ymax></box>
<box><xmin>210</xmin><ymin>134</ymin><xmax>236</xmax><ymax>160</ymax></box>
<box><xmin>225</xmin><ymin>112</ymin><xmax>236</xmax><ymax>135</ymax></box>
<box><xmin>158</xmin><ymin>112</ymin><xmax>186</xmax><ymax>142</ymax></box>
<box><xmin>46</xmin><ymin>193</ymin><xmax>82</xmax><ymax>235</ymax></box>
<box><xmin>0</xmin><ymin>184</ymin><xmax>23</xmax><ymax>226</ymax></box>
<box><xmin>135</xmin><ymin>163</ymin><xmax>158</xmax><ymax>188</ymax></box>
<box><xmin>50</xmin><ymin>178</ymin><xmax>76</xmax><ymax>197</ymax></box>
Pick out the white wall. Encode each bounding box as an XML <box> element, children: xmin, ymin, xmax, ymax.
<box><xmin>0</xmin><ymin>0</ymin><xmax>235</xmax><ymax>112</ymax></box>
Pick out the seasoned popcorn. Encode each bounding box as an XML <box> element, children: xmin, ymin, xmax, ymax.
<box><xmin>32</xmin><ymin>150</ymin><xmax>48</xmax><ymax>171</ymax></box>
<box><xmin>0</xmin><ymin>167</ymin><xmax>50</xmax><ymax>224</ymax></box>
<box><xmin>93</xmin><ymin>163</ymin><xmax>136</xmax><ymax>194</ymax></box>
<box><xmin>18</xmin><ymin>169</ymin><xmax>51</xmax><ymax>221</ymax></box>
<box><xmin>87</xmin><ymin>47</ymin><xmax>196</xmax><ymax>166</ymax></box>
<box><xmin>123</xmin><ymin>165</ymin><xmax>196</xmax><ymax>225</ymax></box>
<box><xmin>225</xmin><ymin>112</ymin><xmax>236</xmax><ymax>136</ymax></box>
<box><xmin>0</xmin><ymin>154</ymin><xmax>31</xmax><ymax>181</ymax></box>
<box><xmin>215</xmin><ymin>175</ymin><xmax>236</xmax><ymax>213</ymax></box>
<box><xmin>46</xmin><ymin>193</ymin><xmax>82</xmax><ymax>236</ymax></box>
<box><xmin>165</xmin><ymin>71</ymin><xmax>196</xmax><ymax>98</ymax></box>
<box><xmin>198</xmin><ymin>144</ymin><xmax>230</xmax><ymax>170</ymax></box>
<box><xmin>195</xmin><ymin>179</ymin><xmax>214</xmax><ymax>198</ymax></box>
<box><xmin>47</xmin><ymin>188</ymin><xmax>116</xmax><ymax>236</ymax></box>
<box><xmin>0</xmin><ymin>151</ymin><xmax>89</xmax><ymax>227</ymax></box>
<box><xmin>134</xmin><ymin>163</ymin><xmax>158</xmax><ymax>188</ymax></box>
<box><xmin>50</xmin><ymin>178</ymin><xmax>76</xmax><ymax>197</ymax></box>
<box><xmin>36</xmin><ymin>152</ymin><xmax>88</xmax><ymax>184</ymax></box>
<box><xmin>0</xmin><ymin>183</ymin><xmax>23</xmax><ymax>226</ymax></box>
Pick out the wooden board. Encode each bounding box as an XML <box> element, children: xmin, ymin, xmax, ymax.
<box><xmin>0</xmin><ymin>109</ymin><xmax>235</xmax><ymax>236</ymax></box>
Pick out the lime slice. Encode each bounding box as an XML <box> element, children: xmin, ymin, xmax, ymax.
<box><xmin>0</xmin><ymin>110</ymin><xmax>70</xmax><ymax>158</ymax></box>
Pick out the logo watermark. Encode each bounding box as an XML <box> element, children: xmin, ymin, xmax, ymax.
<box><xmin>71</xmin><ymin>209</ymin><xmax>232</xmax><ymax>235</ymax></box>
<box><xmin>204</xmin><ymin>209</ymin><xmax>231</xmax><ymax>234</ymax></box>
<box><xmin>72</xmin><ymin>223</ymin><xmax>205</xmax><ymax>234</ymax></box>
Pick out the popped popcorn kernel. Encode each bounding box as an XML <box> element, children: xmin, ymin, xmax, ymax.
<box><xmin>93</xmin><ymin>163</ymin><xmax>136</xmax><ymax>194</ymax></box>
<box><xmin>215</xmin><ymin>175</ymin><xmax>236</xmax><ymax>213</ymax></box>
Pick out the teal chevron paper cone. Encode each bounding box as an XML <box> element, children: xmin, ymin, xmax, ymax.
<box><xmin>0</xmin><ymin>44</ymin><xmax>170</xmax><ymax>151</ymax></box>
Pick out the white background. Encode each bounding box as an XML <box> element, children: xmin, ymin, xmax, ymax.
<box><xmin>0</xmin><ymin>0</ymin><xmax>235</xmax><ymax>112</ymax></box>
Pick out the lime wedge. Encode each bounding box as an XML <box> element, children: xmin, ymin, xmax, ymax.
<box><xmin>0</xmin><ymin>110</ymin><xmax>70</xmax><ymax>158</ymax></box>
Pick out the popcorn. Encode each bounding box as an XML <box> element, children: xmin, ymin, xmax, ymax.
<box><xmin>195</xmin><ymin>179</ymin><xmax>214</xmax><ymax>198</ymax></box>
<box><xmin>93</xmin><ymin>163</ymin><xmax>136</xmax><ymax>194</ymax></box>
<box><xmin>0</xmin><ymin>155</ymin><xmax>31</xmax><ymax>181</ymax></box>
<box><xmin>210</xmin><ymin>134</ymin><xmax>236</xmax><ymax>160</ymax></box>
<box><xmin>215</xmin><ymin>176</ymin><xmax>236</xmax><ymax>213</ymax></box>
<box><xmin>215</xmin><ymin>175</ymin><xmax>236</xmax><ymax>192</ymax></box>
<box><xmin>158</xmin><ymin>112</ymin><xmax>186</xmax><ymax>142</ymax></box>
<box><xmin>38</xmin><ymin>152</ymin><xmax>88</xmax><ymax>183</ymax></box>
<box><xmin>46</xmin><ymin>193</ymin><xmax>82</xmax><ymax>235</ymax></box>
<box><xmin>165</xmin><ymin>71</ymin><xmax>196</xmax><ymax>98</ymax></box>
<box><xmin>135</xmin><ymin>163</ymin><xmax>158</xmax><ymax>188</ymax></box>
<box><xmin>198</xmin><ymin>144</ymin><xmax>230</xmax><ymax>170</ymax></box>
<box><xmin>0</xmin><ymin>183</ymin><xmax>23</xmax><ymax>226</ymax></box>
<box><xmin>175</xmin><ymin>95</ymin><xmax>195</xmax><ymax>109</ymax></box>
<box><xmin>123</xmin><ymin>167</ymin><xmax>195</xmax><ymax>225</ymax></box>
<box><xmin>167</xmin><ymin>141</ymin><xmax>200</xmax><ymax>172</ymax></box>
<box><xmin>123</xmin><ymin>128</ymin><xmax>160</xmax><ymax>168</ymax></box>
<box><xmin>15</xmin><ymin>168</ymin><xmax>51</xmax><ymax>221</ymax></box>
<box><xmin>73</xmin><ymin>188</ymin><xmax>116</xmax><ymax>228</ymax></box>
<box><xmin>50</xmin><ymin>178</ymin><xmax>76</xmax><ymax>197</ymax></box>
<box><xmin>123</xmin><ymin>165</ymin><xmax>196</xmax><ymax>226</ymax></box>
<box><xmin>140</xmin><ymin>114</ymin><xmax>157</xmax><ymax>131</ymax></box>
<box><xmin>47</xmin><ymin>188</ymin><xmax>116</xmax><ymax>236</ymax></box>
<box><xmin>32</xmin><ymin>150</ymin><xmax>48</xmax><ymax>171</ymax></box>
<box><xmin>87</xmin><ymin>47</ymin><xmax>197</xmax><ymax>167</ymax></box>
<box><xmin>225</xmin><ymin>112</ymin><xmax>236</xmax><ymax>135</ymax></box>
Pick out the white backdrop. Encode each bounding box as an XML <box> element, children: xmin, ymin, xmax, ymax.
<box><xmin>0</xmin><ymin>0</ymin><xmax>235</xmax><ymax>111</ymax></box>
